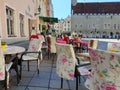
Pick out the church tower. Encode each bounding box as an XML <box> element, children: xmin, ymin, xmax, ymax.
<box><xmin>71</xmin><ymin>0</ymin><xmax>77</xmax><ymax>6</ymax></box>
<box><xmin>71</xmin><ymin>0</ymin><xmax>77</xmax><ymax>14</ymax></box>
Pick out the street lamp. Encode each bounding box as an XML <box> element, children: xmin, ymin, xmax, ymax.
<box><xmin>34</xmin><ymin>5</ymin><xmax>41</xmax><ymax>16</ymax></box>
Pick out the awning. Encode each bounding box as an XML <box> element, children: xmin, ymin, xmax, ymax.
<box><xmin>39</xmin><ymin>16</ymin><xmax>58</xmax><ymax>23</ymax></box>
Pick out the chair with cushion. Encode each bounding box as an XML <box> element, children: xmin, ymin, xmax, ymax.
<box><xmin>85</xmin><ymin>48</ymin><xmax>120</xmax><ymax>90</ymax></box>
<box><xmin>19</xmin><ymin>39</ymin><xmax>42</xmax><ymax>79</ymax></box>
<box><xmin>107</xmin><ymin>42</ymin><xmax>120</xmax><ymax>52</ymax></box>
<box><xmin>63</xmin><ymin>34</ymin><xmax>70</xmax><ymax>44</ymax></box>
<box><xmin>37</xmin><ymin>33</ymin><xmax>45</xmax><ymax>44</ymax></box>
<box><xmin>0</xmin><ymin>46</ymin><xmax>13</xmax><ymax>90</ymax></box>
<box><xmin>56</xmin><ymin>43</ymin><xmax>91</xmax><ymax>90</ymax></box>
<box><xmin>29</xmin><ymin>34</ymin><xmax>38</xmax><ymax>40</ymax></box>
<box><xmin>76</xmin><ymin>39</ymin><xmax>99</xmax><ymax>64</ymax></box>
<box><xmin>47</xmin><ymin>36</ymin><xmax>56</xmax><ymax>59</ymax></box>
<box><xmin>73</xmin><ymin>37</ymin><xmax>82</xmax><ymax>53</ymax></box>
<box><xmin>82</xmin><ymin>39</ymin><xmax>98</xmax><ymax>52</ymax></box>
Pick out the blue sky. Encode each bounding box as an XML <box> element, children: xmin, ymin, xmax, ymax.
<box><xmin>52</xmin><ymin>0</ymin><xmax>71</xmax><ymax>19</ymax></box>
<box><xmin>52</xmin><ymin>0</ymin><xmax>119</xmax><ymax>19</ymax></box>
<box><xmin>78</xmin><ymin>0</ymin><xmax>119</xmax><ymax>2</ymax></box>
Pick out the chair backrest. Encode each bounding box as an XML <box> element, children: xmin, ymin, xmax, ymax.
<box><xmin>88</xmin><ymin>48</ymin><xmax>120</xmax><ymax>90</ymax></box>
<box><xmin>88</xmin><ymin>39</ymin><xmax>98</xmax><ymax>49</ymax></box>
<box><xmin>64</xmin><ymin>35</ymin><xmax>70</xmax><ymax>44</ymax></box>
<box><xmin>29</xmin><ymin>34</ymin><xmax>38</xmax><ymax>40</ymax></box>
<box><xmin>27</xmin><ymin>39</ymin><xmax>42</xmax><ymax>57</ymax></box>
<box><xmin>50</xmin><ymin>37</ymin><xmax>56</xmax><ymax>53</ymax></box>
<box><xmin>0</xmin><ymin>41</ymin><xmax>5</xmax><ymax>80</ymax></box>
<box><xmin>37</xmin><ymin>34</ymin><xmax>45</xmax><ymax>43</ymax></box>
<box><xmin>74</xmin><ymin>37</ymin><xmax>81</xmax><ymax>42</ymax></box>
<box><xmin>56</xmin><ymin>43</ymin><xmax>77</xmax><ymax>80</ymax></box>
<box><xmin>107</xmin><ymin>42</ymin><xmax>120</xmax><ymax>52</ymax></box>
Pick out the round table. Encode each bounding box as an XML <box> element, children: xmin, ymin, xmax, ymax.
<box><xmin>3</xmin><ymin>45</ymin><xmax>25</xmax><ymax>55</ymax></box>
<box><xmin>2</xmin><ymin>45</ymin><xmax>25</xmax><ymax>84</ymax></box>
<box><xmin>2</xmin><ymin>45</ymin><xmax>25</xmax><ymax>64</ymax></box>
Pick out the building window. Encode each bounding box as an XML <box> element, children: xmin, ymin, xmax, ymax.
<box><xmin>80</xmin><ymin>24</ymin><xmax>82</xmax><ymax>27</ymax></box>
<box><xmin>32</xmin><ymin>0</ymin><xmax>35</xmax><ymax>3</ymax></box>
<box><xmin>68</xmin><ymin>28</ymin><xmax>69</xmax><ymax>31</ymax></box>
<box><xmin>6</xmin><ymin>6</ymin><xmax>15</xmax><ymax>37</ymax></box>
<box><xmin>118</xmin><ymin>24</ymin><xmax>120</xmax><ymax>29</ymax></box>
<box><xmin>75</xmin><ymin>24</ymin><xmax>77</xmax><ymax>28</ymax></box>
<box><xmin>0</xmin><ymin>14</ymin><xmax>1</xmax><ymax>38</ymax></box>
<box><xmin>104</xmin><ymin>23</ymin><xmax>111</xmax><ymax>29</ymax></box>
<box><xmin>19</xmin><ymin>14</ymin><xmax>25</xmax><ymax>37</ymax></box>
<box><xmin>64</xmin><ymin>24</ymin><xmax>66</xmax><ymax>26</ymax></box>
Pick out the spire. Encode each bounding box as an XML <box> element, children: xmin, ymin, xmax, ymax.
<box><xmin>71</xmin><ymin>0</ymin><xmax>77</xmax><ymax>6</ymax></box>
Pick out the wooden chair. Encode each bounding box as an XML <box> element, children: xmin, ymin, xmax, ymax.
<box><xmin>85</xmin><ymin>48</ymin><xmax>120</xmax><ymax>90</ymax></box>
<box><xmin>19</xmin><ymin>39</ymin><xmax>42</xmax><ymax>79</ymax></box>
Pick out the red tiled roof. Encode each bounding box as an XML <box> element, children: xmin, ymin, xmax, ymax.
<box><xmin>72</xmin><ymin>2</ymin><xmax>120</xmax><ymax>14</ymax></box>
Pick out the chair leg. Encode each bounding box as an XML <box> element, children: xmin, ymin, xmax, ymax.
<box><xmin>37</xmin><ymin>59</ymin><xmax>39</xmax><ymax>74</ymax></box>
<box><xmin>6</xmin><ymin>72</ymin><xmax>10</xmax><ymax>89</ymax></box>
<box><xmin>61</xmin><ymin>78</ymin><xmax>63</xmax><ymax>89</ymax></box>
<box><xmin>48</xmin><ymin>52</ymin><xmax>49</xmax><ymax>59</ymax></box>
<box><xmin>79</xmin><ymin>75</ymin><xmax>81</xmax><ymax>84</ymax></box>
<box><xmin>20</xmin><ymin>61</ymin><xmax>22</xmax><ymax>80</ymax></box>
<box><xmin>48</xmin><ymin>52</ymin><xmax>51</xmax><ymax>59</ymax></box>
<box><xmin>37</xmin><ymin>69</ymin><xmax>39</xmax><ymax>74</ymax></box>
<box><xmin>14</xmin><ymin>63</ymin><xmax>19</xmax><ymax>85</ymax></box>
<box><xmin>14</xmin><ymin>57</ymin><xmax>20</xmax><ymax>85</ymax></box>
<box><xmin>5</xmin><ymin>71</ymin><xmax>7</xmax><ymax>90</ymax></box>
<box><xmin>27</xmin><ymin>61</ymin><xmax>29</xmax><ymax>71</ymax></box>
<box><xmin>76</xmin><ymin>76</ymin><xmax>79</xmax><ymax>90</ymax></box>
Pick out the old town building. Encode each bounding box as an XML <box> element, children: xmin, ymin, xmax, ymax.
<box><xmin>54</xmin><ymin>16</ymin><xmax>71</xmax><ymax>35</ymax></box>
<box><xmin>0</xmin><ymin>0</ymin><xmax>53</xmax><ymax>43</ymax></box>
<box><xmin>71</xmin><ymin>0</ymin><xmax>120</xmax><ymax>38</ymax></box>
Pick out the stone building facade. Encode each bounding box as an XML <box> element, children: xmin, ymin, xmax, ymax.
<box><xmin>71</xmin><ymin>0</ymin><xmax>120</xmax><ymax>38</ymax></box>
<box><xmin>0</xmin><ymin>0</ymin><xmax>53</xmax><ymax>43</ymax></box>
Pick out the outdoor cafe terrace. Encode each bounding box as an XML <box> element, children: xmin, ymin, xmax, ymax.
<box><xmin>0</xmin><ymin>37</ymin><xmax>120</xmax><ymax>90</ymax></box>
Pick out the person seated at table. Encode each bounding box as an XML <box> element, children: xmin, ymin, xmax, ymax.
<box><xmin>63</xmin><ymin>34</ymin><xmax>70</xmax><ymax>44</ymax></box>
<box><xmin>29</xmin><ymin>34</ymin><xmax>38</xmax><ymax>40</ymax></box>
<box><xmin>74</xmin><ymin>35</ymin><xmax>82</xmax><ymax>42</ymax></box>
